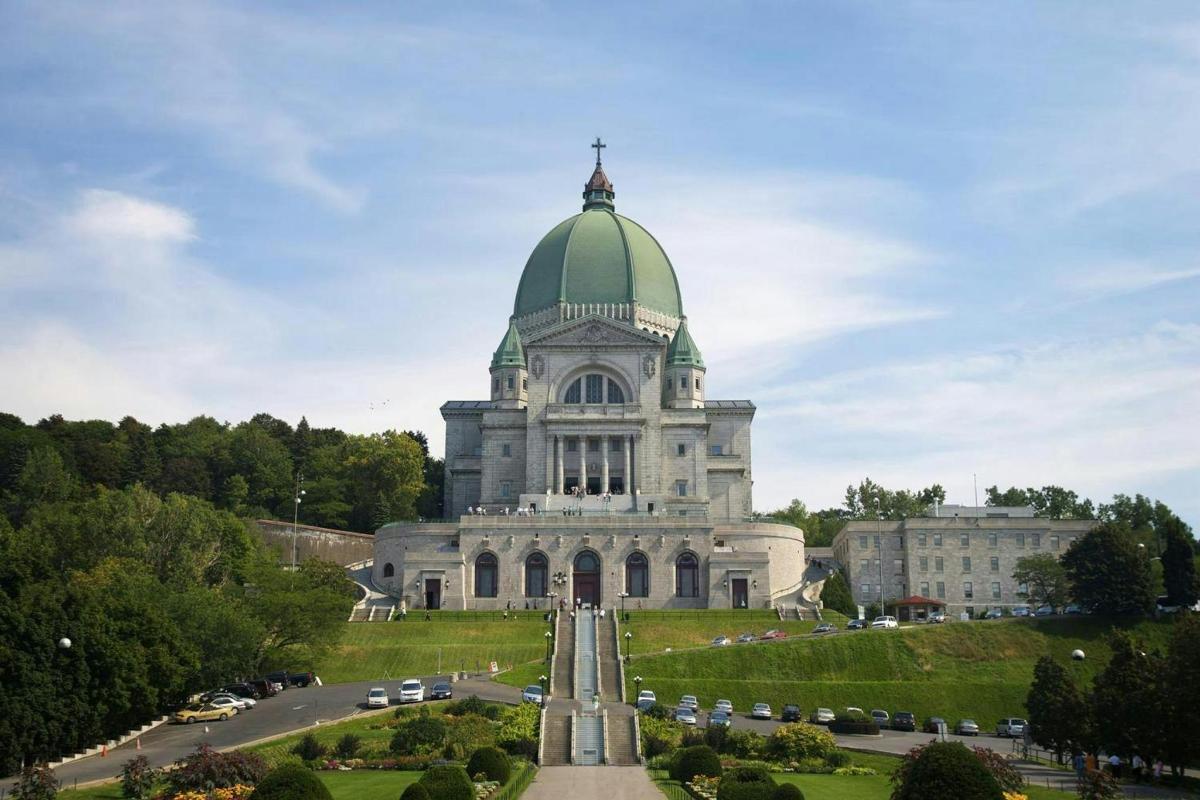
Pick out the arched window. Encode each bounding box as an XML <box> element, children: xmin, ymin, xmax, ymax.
<box><xmin>383</xmin><ymin>562</ymin><xmax>394</xmax><ymax>578</ymax></box>
<box><xmin>574</xmin><ymin>550</ymin><xmax>599</xmax><ymax>573</ymax></box>
<box><xmin>676</xmin><ymin>552</ymin><xmax>700</xmax><ymax>598</ymax></box>
<box><xmin>525</xmin><ymin>552</ymin><xmax>548</xmax><ymax>598</ymax></box>
<box><xmin>607</xmin><ymin>382</ymin><xmax>625</xmax><ymax>403</ymax></box>
<box><xmin>564</xmin><ymin>380</ymin><xmax>581</xmax><ymax>403</ymax></box>
<box><xmin>562</xmin><ymin>373</ymin><xmax>626</xmax><ymax>405</ymax></box>
<box><xmin>474</xmin><ymin>552</ymin><xmax>498</xmax><ymax>598</ymax></box>
<box><xmin>626</xmin><ymin>552</ymin><xmax>649</xmax><ymax>598</ymax></box>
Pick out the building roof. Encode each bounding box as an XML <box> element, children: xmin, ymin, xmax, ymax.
<box><xmin>490</xmin><ymin>321</ymin><xmax>526</xmax><ymax>369</ymax></box>
<box><xmin>512</xmin><ymin>161</ymin><xmax>683</xmax><ymax>320</ymax></box>
<box><xmin>892</xmin><ymin>595</ymin><xmax>946</xmax><ymax>607</ymax></box>
<box><xmin>666</xmin><ymin>318</ymin><xmax>705</xmax><ymax>368</ymax></box>
<box><xmin>704</xmin><ymin>400</ymin><xmax>755</xmax><ymax>409</ymax></box>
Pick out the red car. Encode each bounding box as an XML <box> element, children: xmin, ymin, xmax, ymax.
<box><xmin>760</xmin><ymin>629</ymin><xmax>788</xmax><ymax>640</ymax></box>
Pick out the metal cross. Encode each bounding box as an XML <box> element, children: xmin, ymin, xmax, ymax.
<box><xmin>591</xmin><ymin>137</ymin><xmax>606</xmax><ymax>165</ymax></box>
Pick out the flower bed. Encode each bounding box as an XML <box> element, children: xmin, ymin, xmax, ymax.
<box><xmin>154</xmin><ymin>786</ymin><xmax>254</xmax><ymax>800</ymax></box>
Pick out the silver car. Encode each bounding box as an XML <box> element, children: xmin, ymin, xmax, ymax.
<box><xmin>751</xmin><ymin>703</ymin><xmax>772</xmax><ymax>720</ymax></box>
<box><xmin>956</xmin><ymin>719</ymin><xmax>980</xmax><ymax>736</ymax></box>
<box><xmin>675</xmin><ymin>707</ymin><xmax>698</xmax><ymax>725</ymax></box>
<box><xmin>996</xmin><ymin>717</ymin><xmax>1027</xmax><ymax>737</ymax></box>
<box><xmin>714</xmin><ymin>699</ymin><xmax>733</xmax><ymax>715</ymax></box>
<box><xmin>810</xmin><ymin>707</ymin><xmax>835</xmax><ymax>725</ymax></box>
<box><xmin>679</xmin><ymin>695</ymin><xmax>699</xmax><ymax>710</ymax></box>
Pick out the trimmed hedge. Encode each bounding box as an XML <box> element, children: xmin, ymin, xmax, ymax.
<box><xmin>670</xmin><ymin>745</ymin><xmax>722</xmax><ymax>784</ymax></box>
<box><xmin>772</xmin><ymin>785</ymin><xmax>805</xmax><ymax>800</ymax></box>
<box><xmin>828</xmin><ymin>719</ymin><xmax>879</xmax><ymax>735</ymax></box>
<box><xmin>399</xmin><ymin>785</ymin><xmax>430</xmax><ymax>800</ymax></box>
<box><xmin>894</xmin><ymin>742</ymin><xmax>1003</xmax><ymax>800</ymax></box>
<box><xmin>716</xmin><ymin>766</ymin><xmax>776</xmax><ymax>800</ymax></box>
<box><xmin>248</xmin><ymin>764</ymin><xmax>332</xmax><ymax>800</ymax></box>
<box><xmin>466</xmin><ymin>747</ymin><xmax>511</xmax><ymax>783</ymax></box>
<box><xmin>417</xmin><ymin>765</ymin><xmax>475</xmax><ymax>800</ymax></box>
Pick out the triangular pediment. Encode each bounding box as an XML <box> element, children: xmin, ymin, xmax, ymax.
<box><xmin>525</xmin><ymin>314</ymin><xmax>667</xmax><ymax>348</ymax></box>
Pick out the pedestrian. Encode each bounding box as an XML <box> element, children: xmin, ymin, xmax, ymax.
<box><xmin>467</xmin><ymin>505</ymin><xmax>474</xmax><ymax>515</ymax></box>
<box><xmin>425</xmin><ymin>610</ymin><xmax>431</xmax><ymax>621</ymax></box>
<box><xmin>1153</xmin><ymin>759</ymin><xmax>1163</xmax><ymax>783</ymax></box>
<box><xmin>1108</xmin><ymin>754</ymin><xmax>1121</xmax><ymax>780</ymax></box>
<box><xmin>599</xmin><ymin>608</ymin><xmax>605</xmax><ymax>619</ymax></box>
<box><xmin>1131</xmin><ymin>754</ymin><xmax>1144</xmax><ymax>783</ymax></box>
<box><xmin>1072</xmin><ymin>752</ymin><xmax>1086</xmax><ymax>781</ymax></box>
<box><xmin>569</xmin><ymin>610</ymin><xmax>575</xmax><ymax>620</ymax></box>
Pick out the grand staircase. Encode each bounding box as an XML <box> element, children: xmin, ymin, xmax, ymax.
<box><xmin>605</xmin><ymin>710</ymin><xmax>640</xmax><ymax>765</ymax></box>
<box><xmin>597</xmin><ymin>614</ymin><xmax>622</xmax><ymax>702</ymax></box>
<box><xmin>574</xmin><ymin>714</ymin><xmax>604</xmax><ymax>765</ymax></box>
<box><xmin>540</xmin><ymin>713</ymin><xmax>572</xmax><ymax>766</ymax></box>
<box><xmin>551</xmin><ymin>612</ymin><xmax>574</xmax><ymax>698</ymax></box>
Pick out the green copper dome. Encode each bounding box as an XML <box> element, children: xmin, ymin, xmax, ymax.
<box><xmin>512</xmin><ymin>162</ymin><xmax>683</xmax><ymax>320</ymax></box>
<box><xmin>666</xmin><ymin>318</ymin><xmax>704</xmax><ymax>368</ymax></box>
<box><xmin>490</xmin><ymin>321</ymin><xmax>526</xmax><ymax>369</ymax></box>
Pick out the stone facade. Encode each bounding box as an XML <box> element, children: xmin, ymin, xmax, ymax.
<box><xmin>832</xmin><ymin>506</ymin><xmax>1096</xmax><ymax>616</ymax></box>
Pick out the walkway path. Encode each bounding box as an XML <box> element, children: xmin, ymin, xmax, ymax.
<box><xmin>523</xmin><ymin>766</ymin><xmax>660</xmax><ymax>800</ymax></box>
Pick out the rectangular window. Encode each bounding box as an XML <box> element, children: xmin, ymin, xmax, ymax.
<box><xmin>611</xmin><ymin>438</ymin><xmax>622</xmax><ymax>451</ymax></box>
<box><xmin>960</xmin><ymin>533</ymin><xmax>970</xmax><ymax>547</ymax></box>
<box><xmin>936</xmin><ymin>581</ymin><xmax>946</xmax><ymax>599</ymax></box>
<box><xmin>860</xmin><ymin>559</ymin><xmax>870</xmax><ymax>574</ymax></box>
<box><xmin>860</xmin><ymin>583</ymin><xmax>872</xmax><ymax>596</ymax></box>
<box><xmin>506</xmin><ymin>375</ymin><xmax>514</xmax><ymax>390</ymax></box>
<box><xmin>966</xmin><ymin>606</ymin><xmax>975</xmax><ymax>617</ymax></box>
<box><xmin>588</xmin><ymin>438</ymin><xmax>600</xmax><ymax>452</ymax></box>
<box><xmin>680</xmin><ymin>377</ymin><xmax>687</xmax><ymax>389</ymax></box>
<box><xmin>919</xmin><ymin>556</ymin><xmax>928</xmax><ymax>572</ymax></box>
<box><xmin>500</xmin><ymin>481</ymin><xmax>511</xmax><ymax>498</ymax></box>
<box><xmin>896</xmin><ymin>535</ymin><xmax>904</xmax><ymax>548</ymax></box>
<box><xmin>990</xmin><ymin>557</ymin><xmax>999</xmax><ymax>572</ymax></box>
<box><xmin>502</xmin><ymin>443</ymin><xmax>512</xmax><ymax>457</ymax></box>
<box><xmin>964</xmin><ymin>582</ymin><xmax>974</xmax><ymax>600</ymax></box>
<box><xmin>677</xmin><ymin>443</ymin><xmax>686</xmax><ymax>456</ymax></box>
<box><xmin>585</xmin><ymin>374</ymin><xmax>604</xmax><ymax>403</ymax></box>
<box><xmin>988</xmin><ymin>533</ymin><xmax>998</xmax><ymax>547</ymax></box>
<box><xmin>710</xmin><ymin>444</ymin><xmax>723</xmax><ymax>455</ymax></box>
<box><xmin>918</xmin><ymin>533</ymin><xmax>927</xmax><ymax>547</ymax></box>
<box><xmin>1032</xmin><ymin>533</ymin><xmax>1041</xmax><ymax>548</ymax></box>
<box><xmin>493</xmin><ymin>378</ymin><xmax>500</xmax><ymax>392</ymax></box>
<box><xmin>920</xmin><ymin>581</ymin><xmax>930</xmax><ymax>597</ymax></box>
<box><xmin>873</xmin><ymin>535</ymin><xmax>881</xmax><ymax>548</ymax></box>
<box><xmin>567</xmin><ymin>439</ymin><xmax>577</xmax><ymax>452</ymax></box>
<box><xmin>1051</xmin><ymin>535</ymin><xmax>1060</xmax><ymax>550</ymax></box>
<box><xmin>522</xmin><ymin>378</ymin><xmax>528</xmax><ymax>390</ymax></box>
<box><xmin>1018</xmin><ymin>582</ymin><xmax>1028</xmax><ymax>595</ymax></box>
<box><xmin>935</xmin><ymin>556</ymin><xmax>944</xmax><ymax>572</ymax></box>
<box><xmin>675</xmin><ymin>481</ymin><xmax>688</xmax><ymax>497</ymax></box>
<box><xmin>962</xmin><ymin>557</ymin><xmax>972</xmax><ymax>573</ymax></box>
<box><xmin>859</xmin><ymin>536</ymin><xmax>869</xmax><ymax>549</ymax></box>
<box><xmin>933</xmin><ymin>533</ymin><xmax>943</xmax><ymax>547</ymax></box>
<box><xmin>695</xmin><ymin>378</ymin><xmax>701</xmax><ymax>390</ymax></box>
<box><xmin>1016</xmin><ymin>533</ymin><xmax>1025</xmax><ymax>547</ymax></box>
<box><xmin>992</xmin><ymin>582</ymin><xmax>1001</xmax><ymax>600</ymax></box>
<box><xmin>894</xmin><ymin>559</ymin><xmax>904</xmax><ymax>575</ymax></box>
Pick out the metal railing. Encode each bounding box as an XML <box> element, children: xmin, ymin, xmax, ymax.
<box><xmin>492</xmin><ymin>761</ymin><xmax>538</xmax><ymax>800</ymax></box>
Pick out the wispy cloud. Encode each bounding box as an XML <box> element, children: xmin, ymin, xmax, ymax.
<box><xmin>1065</xmin><ymin>263</ymin><xmax>1200</xmax><ymax>298</ymax></box>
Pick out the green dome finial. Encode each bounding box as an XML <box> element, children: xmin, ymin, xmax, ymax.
<box><xmin>667</xmin><ymin>318</ymin><xmax>704</xmax><ymax>368</ymax></box>
<box><xmin>583</xmin><ymin>137</ymin><xmax>614</xmax><ymax>211</ymax></box>
<box><xmin>490</xmin><ymin>321</ymin><xmax>526</xmax><ymax>370</ymax></box>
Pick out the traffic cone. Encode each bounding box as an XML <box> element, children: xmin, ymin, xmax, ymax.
<box><xmin>204</xmin><ymin>726</ymin><xmax>210</xmax><ymax>734</ymax></box>
<box><xmin>136</xmin><ymin>738</ymin><xmax>142</xmax><ymax>751</ymax></box>
<box><xmin>101</xmin><ymin>745</ymin><xmax>107</xmax><ymax>758</ymax></box>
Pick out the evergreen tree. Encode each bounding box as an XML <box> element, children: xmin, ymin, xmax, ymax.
<box><xmin>1060</xmin><ymin>523</ymin><xmax>1155</xmax><ymax>616</ymax></box>
<box><xmin>1025</xmin><ymin>655</ymin><xmax>1088</xmax><ymax>760</ymax></box>
<box><xmin>1089</xmin><ymin>631</ymin><xmax>1166</xmax><ymax>761</ymax></box>
<box><xmin>1163</xmin><ymin>615</ymin><xmax>1200</xmax><ymax>774</ymax></box>
<box><xmin>1161</xmin><ymin>516</ymin><xmax>1198</xmax><ymax>607</ymax></box>
<box><xmin>819</xmin><ymin>570</ymin><xmax>857</xmax><ymax>617</ymax></box>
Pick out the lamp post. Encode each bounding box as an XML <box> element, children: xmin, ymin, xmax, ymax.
<box><xmin>618</xmin><ymin>591</ymin><xmax>628</xmax><ymax>620</ymax></box>
<box><xmin>544</xmin><ymin>631</ymin><xmax>553</xmax><ymax>663</ymax></box>
<box><xmin>633</xmin><ymin>675</ymin><xmax>643</xmax><ymax>706</ymax></box>
<box><xmin>624</xmin><ymin>631</ymin><xmax>632</xmax><ymax>662</ymax></box>
<box><xmin>291</xmin><ymin>473</ymin><xmax>306</xmax><ymax>572</ymax></box>
<box><xmin>875</xmin><ymin>497</ymin><xmax>884</xmax><ymax>615</ymax></box>
<box><xmin>539</xmin><ymin>674</ymin><xmax>547</xmax><ymax>707</ymax></box>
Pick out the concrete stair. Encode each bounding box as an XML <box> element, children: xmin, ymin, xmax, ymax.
<box><xmin>575</xmin><ymin>714</ymin><xmax>604</xmax><ymax>765</ymax></box>
<box><xmin>551</xmin><ymin>613</ymin><xmax>575</xmax><ymax>698</ymax></box>
<box><xmin>597</xmin><ymin>614</ymin><xmax>622</xmax><ymax>701</ymax></box>
<box><xmin>540</xmin><ymin>714</ymin><xmax>572</xmax><ymax>766</ymax></box>
<box><xmin>605</xmin><ymin>713</ymin><xmax>640</xmax><ymax>765</ymax></box>
<box><xmin>349</xmin><ymin>606</ymin><xmax>371</xmax><ymax>622</ymax></box>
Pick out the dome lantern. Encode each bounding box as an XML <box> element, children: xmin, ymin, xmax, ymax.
<box><xmin>583</xmin><ymin>137</ymin><xmax>615</xmax><ymax>211</ymax></box>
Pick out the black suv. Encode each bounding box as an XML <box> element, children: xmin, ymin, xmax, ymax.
<box><xmin>264</xmin><ymin>671</ymin><xmax>291</xmax><ymax>690</ymax></box>
<box><xmin>781</xmin><ymin>704</ymin><xmax>803</xmax><ymax>722</ymax></box>
<box><xmin>287</xmin><ymin>671</ymin><xmax>316</xmax><ymax>687</ymax></box>
<box><xmin>892</xmin><ymin>711</ymin><xmax>916</xmax><ymax>731</ymax></box>
<box><xmin>222</xmin><ymin>683</ymin><xmax>261</xmax><ymax>700</ymax></box>
<box><xmin>248</xmin><ymin>677</ymin><xmax>280</xmax><ymax>696</ymax></box>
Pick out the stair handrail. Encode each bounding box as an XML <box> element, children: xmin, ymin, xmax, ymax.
<box><xmin>633</xmin><ymin>708</ymin><xmax>644</xmax><ymax>764</ymax></box>
<box><xmin>601</xmin><ymin>707</ymin><xmax>610</xmax><ymax>765</ymax></box>
<box><xmin>537</xmin><ymin>703</ymin><xmax>548</xmax><ymax>765</ymax></box>
<box><xmin>593</xmin><ymin>611</ymin><xmax>603</xmax><ymax>701</ymax></box>
<box><xmin>548</xmin><ymin>609</ymin><xmax>560</xmax><ymax>696</ymax></box>
<box><xmin>572</xmin><ymin>613</ymin><xmax>581</xmax><ymax>700</ymax></box>
<box><xmin>612</xmin><ymin>606</ymin><xmax>626</xmax><ymax>703</ymax></box>
<box><xmin>569</xmin><ymin>709</ymin><xmax>577</xmax><ymax>765</ymax></box>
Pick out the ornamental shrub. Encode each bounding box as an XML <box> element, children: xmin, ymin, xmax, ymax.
<box><xmin>466</xmin><ymin>747</ymin><xmax>511</xmax><ymax>784</ymax></box>
<box><xmin>828</xmin><ymin>711</ymin><xmax>878</xmax><ymax>736</ymax></box>
<box><xmin>715</xmin><ymin>766</ymin><xmax>775</xmax><ymax>800</ymax></box>
<box><xmin>497</xmin><ymin>701</ymin><xmax>540</xmax><ymax>757</ymax></box>
<box><xmin>10</xmin><ymin>764</ymin><xmax>59</xmax><ymax>800</ymax></box>
<box><xmin>120</xmin><ymin>755</ymin><xmax>159</xmax><ymax>800</ymax></box>
<box><xmin>721</xmin><ymin>729</ymin><xmax>764</xmax><ymax>759</ymax></box>
<box><xmin>417</xmin><ymin>765</ymin><xmax>474</xmax><ymax>800</ymax></box>
<box><xmin>333</xmin><ymin>734</ymin><xmax>360</xmax><ymax>760</ymax></box>
<box><xmin>767</xmin><ymin>723</ymin><xmax>837</xmax><ymax>762</ymax></box>
<box><xmin>399</xmin><ymin>785</ymin><xmax>430</xmax><ymax>800</ymax></box>
<box><xmin>390</xmin><ymin>715</ymin><xmax>447</xmax><ymax>756</ymax></box>
<box><xmin>169</xmin><ymin>745</ymin><xmax>268</xmax><ymax>794</ymax></box>
<box><xmin>444</xmin><ymin>714</ymin><xmax>497</xmax><ymax>760</ymax></box>
<box><xmin>670</xmin><ymin>745</ymin><xmax>723</xmax><ymax>784</ymax></box>
<box><xmin>891</xmin><ymin>741</ymin><xmax>1003</xmax><ymax>800</ymax></box>
<box><xmin>291</xmin><ymin>734</ymin><xmax>326</xmax><ymax>762</ymax></box>
<box><xmin>703</xmin><ymin>723</ymin><xmax>728</xmax><ymax>752</ymax></box>
<box><xmin>640</xmin><ymin>715</ymin><xmax>684</xmax><ymax>757</ymax></box>
<box><xmin>446</xmin><ymin>696</ymin><xmax>503</xmax><ymax>720</ymax></box>
<box><xmin>772</xmin><ymin>785</ymin><xmax>805</xmax><ymax>800</ymax></box>
<box><xmin>248</xmin><ymin>764</ymin><xmax>332</xmax><ymax>800</ymax></box>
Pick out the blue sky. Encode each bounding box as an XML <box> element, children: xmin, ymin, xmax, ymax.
<box><xmin>1</xmin><ymin>2</ymin><xmax>1197</xmax><ymax>525</ymax></box>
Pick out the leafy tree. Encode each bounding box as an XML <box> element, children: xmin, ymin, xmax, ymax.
<box><xmin>1012</xmin><ymin>554</ymin><xmax>1071</xmax><ymax>610</ymax></box>
<box><xmin>248</xmin><ymin>763</ymin><xmax>331</xmax><ymax>800</ymax></box>
<box><xmin>1089</xmin><ymin>631</ymin><xmax>1166</xmax><ymax>763</ymax></box>
<box><xmin>343</xmin><ymin>431</ymin><xmax>425</xmax><ymax>531</ymax></box>
<box><xmin>10</xmin><ymin>763</ymin><xmax>59</xmax><ymax>800</ymax></box>
<box><xmin>1161</xmin><ymin>516</ymin><xmax>1198</xmax><ymax>607</ymax></box>
<box><xmin>1162</xmin><ymin>615</ymin><xmax>1200</xmax><ymax>774</ymax></box>
<box><xmin>890</xmin><ymin>741</ymin><xmax>1003</xmax><ymax>800</ymax></box>
<box><xmin>1025</xmin><ymin>655</ymin><xmax>1088</xmax><ymax>760</ymax></box>
<box><xmin>842</xmin><ymin>478</ymin><xmax>945</xmax><ymax>521</ymax></box>
<box><xmin>390</xmin><ymin>713</ymin><xmax>448</xmax><ymax>756</ymax></box>
<box><xmin>227</xmin><ymin>423</ymin><xmax>294</xmax><ymax>516</ymax></box>
<box><xmin>819</xmin><ymin>570</ymin><xmax>857</xmax><ymax>617</ymax></box>
<box><xmin>1060</xmin><ymin>523</ymin><xmax>1155</xmax><ymax>616</ymax></box>
<box><xmin>985</xmin><ymin>485</ymin><xmax>1094</xmax><ymax>518</ymax></box>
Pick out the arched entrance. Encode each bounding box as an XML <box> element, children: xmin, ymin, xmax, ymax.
<box><xmin>573</xmin><ymin>550</ymin><xmax>601</xmax><ymax>608</ymax></box>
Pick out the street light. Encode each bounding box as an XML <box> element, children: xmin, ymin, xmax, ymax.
<box><xmin>57</xmin><ymin>637</ymin><xmax>71</xmax><ymax>650</ymax></box>
<box><xmin>618</xmin><ymin>591</ymin><xmax>628</xmax><ymax>620</ymax></box>
<box><xmin>875</xmin><ymin>497</ymin><xmax>884</xmax><ymax>614</ymax></box>
<box><xmin>291</xmin><ymin>473</ymin><xmax>306</xmax><ymax>572</ymax></box>
<box><xmin>544</xmin><ymin>631</ymin><xmax>553</xmax><ymax>663</ymax></box>
<box><xmin>538</xmin><ymin>674</ymin><xmax>548</xmax><ymax>707</ymax></box>
<box><xmin>633</xmin><ymin>675</ymin><xmax>643</xmax><ymax>706</ymax></box>
<box><xmin>624</xmin><ymin>631</ymin><xmax>632</xmax><ymax>662</ymax></box>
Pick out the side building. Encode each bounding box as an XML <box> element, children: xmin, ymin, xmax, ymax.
<box><xmin>832</xmin><ymin>505</ymin><xmax>1096</xmax><ymax>619</ymax></box>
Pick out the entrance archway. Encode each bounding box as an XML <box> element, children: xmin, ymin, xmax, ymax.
<box><xmin>573</xmin><ymin>550</ymin><xmax>601</xmax><ymax>608</ymax></box>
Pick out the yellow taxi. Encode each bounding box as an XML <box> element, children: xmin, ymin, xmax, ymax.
<box><xmin>173</xmin><ymin>703</ymin><xmax>237</xmax><ymax>724</ymax></box>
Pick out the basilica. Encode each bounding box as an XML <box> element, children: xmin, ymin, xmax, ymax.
<box><xmin>373</xmin><ymin>145</ymin><xmax>806</xmax><ymax>610</ymax></box>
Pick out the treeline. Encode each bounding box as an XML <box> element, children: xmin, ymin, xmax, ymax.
<box><xmin>0</xmin><ymin>412</ymin><xmax>444</xmax><ymax>533</ymax></box>
<box><xmin>767</xmin><ymin>476</ymin><xmax>1196</xmax><ymax>550</ymax></box>
<box><xmin>0</xmin><ymin>463</ymin><xmax>357</xmax><ymax>773</ymax></box>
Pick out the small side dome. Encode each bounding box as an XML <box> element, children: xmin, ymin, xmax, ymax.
<box><xmin>490</xmin><ymin>321</ymin><xmax>526</xmax><ymax>370</ymax></box>
<box><xmin>666</xmin><ymin>319</ymin><xmax>704</xmax><ymax>368</ymax></box>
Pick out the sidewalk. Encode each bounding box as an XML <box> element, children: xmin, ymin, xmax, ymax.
<box><xmin>522</xmin><ymin>766</ymin><xmax>660</xmax><ymax>800</ymax></box>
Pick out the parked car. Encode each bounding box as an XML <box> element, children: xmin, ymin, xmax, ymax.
<box><xmin>871</xmin><ymin>616</ymin><xmax>898</xmax><ymax>629</ymax></box>
<box><xmin>264</xmin><ymin>671</ymin><xmax>291</xmax><ymax>690</ymax></box>
<box><xmin>430</xmin><ymin>682</ymin><xmax>453</xmax><ymax>700</ymax></box>
<box><xmin>928</xmin><ymin>612</ymin><xmax>947</xmax><ymax>624</ymax></box>
<box><xmin>985</xmin><ymin>608</ymin><xmax>1003</xmax><ymax>620</ymax></box>
<box><xmin>208</xmin><ymin>693</ymin><xmax>255</xmax><ymax>711</ymax></box>
<box><xmin>1034</xmin><ymin>605</ymin><xmax>1055</xmax><ymax>617</ymax></box>
<box><xmin>366</xmin><ymin>687</ymin><xmax>389</xmax><ymax>708</ymax></box>
<box><xmin>996</xmin><ymin>718</ymin><xmax>1027</xmax><ymax>738</ymax></box>
<box><xmin>713</xmin><ymin>699</ymin><xmax>733</xmax><ymax>715</ymax></box>
<box><xmin>845</xmin><ymin>706</ymin><xmax>864</xmax><ymax>716</ymax></box>
<box><xmin>708</xmin><ymin>710</ymin><xmax>732</xmax><ymax>728</ymax></box>
<box><xmin>812</xmin><ymin>623</ymin><xmax>837</xmax><ymax>635</ymax></box>
<box><xmin>522</xmin><ymin>685</ymin><xmax>544</xmax><ymax>704</ymax></box>
<box><xmin>751</xmin><ymin>703</ymin><xmax>772</xmax><ymax>720</ymax></box>
<box><xmin>846</xmin><ymin>619</ymin><xmax>867</xmax><ymax>630</ymax></box>
<box><xmin>679</xmin><ymin>695</ymin><xmax>699</xmax><ymax>710</ymax></box>
<box><xmin>222</xmin><ymin>683</ymin><xmax>260</xmax><ymax>700</ymax></box>
<box><xmin>760</xmin><ymin>629</ymin><xmax>788</xmax><ymax>640</ymax></box>
<box><xmin>399</xmin><ymin>679</ymin><xmax>425</xmax><ymax>703</ymax></box>
<box><xmin>892</xmin><ymin>711</ymin><xmax>917</xmax><ymax>732</ymax></box>
<box><xmin>1064</xmin><ymin>604</ymin><xmax>1085</xmax><ymax>615</ymax></box>
<box><xmin>712</xmin><ymin>635</ymin><xmax>731</xmax><ymax>647</ymax></box>
<box><xmin>636</xmin><ymin>690</ymin><xmax>657</xmax><ymax>711</ymax></box>
<box><xmin>870</xmin><ymin>709</ymin><xmax>890</xmax><ymax>727</ymax></box>
<box><xmin>675</xmin><ymin>707</ymin><xmax>698</xmax><ymax>725</ymax></box>
<box><xmin>810</xmin><ymin>707</ymin><xmax>836</xmax><ymax>725</ymax></box>
<box><xmin>956</xmin><ymin>719</ymin><xmax>980</xmax><ymax>736</ymax></box>
<box><xmin>923</xmin><ymin>716</ymin><xmax>947</xmax><ymax>734</ymax></box>
<box><xmin>247</xmin><ymin>678</ymin><xmax>279</xmax><ymax>697</ymax></box>
<box><xmin>1011</xmin><ymin>606</ymin><xmax>1031</xmax><ymax>618</ymax></box>
<box><xmin>174</xmin><ymin>703</ymin><xmax>235</xmax><ymax>724</ymax></box>
<box><xmin>288</xmin><ymin>671</ymin><xmax>316</xmax><ymax>687</ymax></box>
<box><xmin>736</xmin><ymin>632</ymin><xmax>756</xmax><ymax>643</ymax></box>
<box><xmin>781</xmin><ymin>704</ymin><xmax>802</xmax><ymax>722</ymax></box>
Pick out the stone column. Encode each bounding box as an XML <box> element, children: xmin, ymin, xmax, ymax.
<box><xmin>579</xmin><ymin>436</ymin><xmax>587</xmax><ymax>494</ymax></box>
<box><xmin>623</xmin><ymin>436</ymin><xmax>632</xmax><ymax>493</ymax></box>
<box><xmin>601</xmin><ymin>434</ymin><xmax>610</xmax><ymax>494</ymax></box>
<box><xmin>628</xmin><ymin>434</ymin><xmax>636</xmax><ymax>494</ymax></box>
<box><xmin>555</xmin><ymin>435</ymin><xmax>564</xmax><ymax>494</ymax></box>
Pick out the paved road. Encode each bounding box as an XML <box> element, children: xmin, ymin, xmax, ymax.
<box><xmin>33</xmin><ymin>676</ymin><xmax>520</xmax><ymax>791</ymax></box>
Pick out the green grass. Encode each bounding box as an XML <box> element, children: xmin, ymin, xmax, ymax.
<box><xmin>496</xmin><ymin>659</ymin><xmax>553</xmax><ymax>690</ymax></box>
<box><xmin>631</xmin><ymin>616</ymin><xmax>1177</xmax><ymax>727</ymax></box>
<box><xmin>621</xmin><ymin>609</ymin><xmax>852</xmax><ymax>656</ymax></box>
<box><xmin>57</xmin><ymin>772</ymin><xmax>423</xmax><ymax>800</ymax></box>
<box><xmin>245</xmin><ymin>707</ymin><xmax>418</xmax><ymax>764</ymax></box>
<box><xmin>315</xmin><ymin>614</ymin><xmax>551</xmax><ymax>683</ymax></box>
